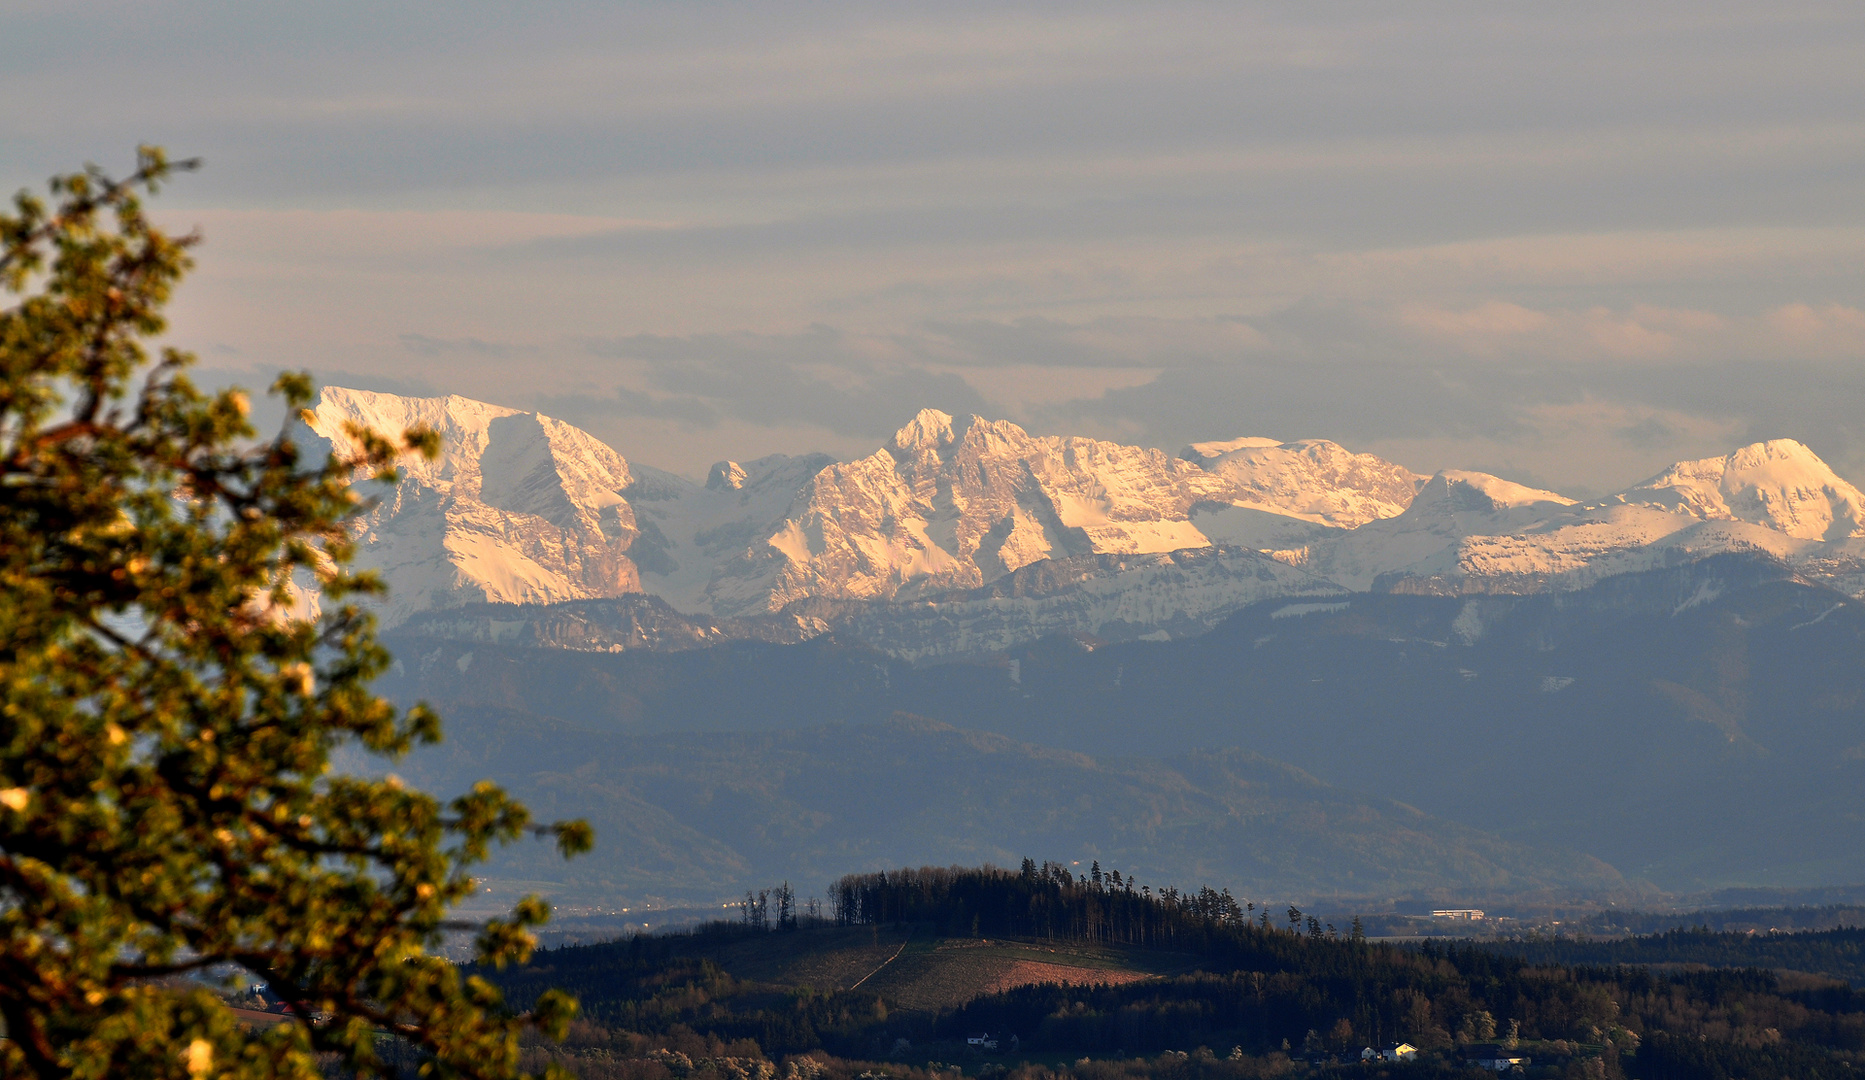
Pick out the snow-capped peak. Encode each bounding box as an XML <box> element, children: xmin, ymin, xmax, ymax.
<box><xmin>301</xmin><ymin>387</ymin><xmax>645</xmax><ymax>625</ymax></box>
<box><xmin>706</xmin><ymin>460</ymin><xmax>748</xmax><ymax>491</ymax></box>
<box><xmin>709</xmin><ymin>412</ymin><xmax>1225</xmax><ymax>613</ymax></box>
<box><xmin>308</xmin><ymin>387</ymin><xmax>522</xmax><ymax>489</ymax></box>
<box><xmin>890</xmin><ymin>408</ymin><xmax>959</xmax><ymax>455</ymax></box>
<box><xmin>1413</xmin><ymin>470</ymin><xmax>1577</xmax><ymax>514</ymax></box>
<box><xmin>300</xmin><ymin>385</ymin><xmax>1865</xmax><ymax>640</ymax></box>
<box><xmin>1618</xmin><ymin>439</ymin><xmax>1865</xmax><ymax>540</ymax></box>
<box><xmin>1182</xmin><ymin>437</ymin><xmax>1425</xmax><ymax>528</ymax></box>
<box><xmin>1182</xmin><ymin>436</ymin><xmax>1285</xmax><ymax>459</ymax></box>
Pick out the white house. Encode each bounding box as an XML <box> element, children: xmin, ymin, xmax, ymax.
<box><xmin>1381</xmin><ymin>1042</ymin><xmax>1419</xmax><ymax>1062</ymax></box>
<box><xmin>1464</xmin><ymin>1045</ymin><xmax>1529</xmax><ymax>1072</ymax></box>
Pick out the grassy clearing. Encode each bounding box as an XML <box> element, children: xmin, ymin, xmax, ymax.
<box><xmin>862</xmin><ymin>935</ymin><xmax>1194</xmax><ymax>1013</ymax></box>
<box><xmin>688</xmin><ymin>924</ymin><xmax>917</xmax><ymax>989</ymax></box>
<box><xmin>634</xmin><ymin>924</ymin><xmax>1199</xmax><ymax>1013</ymax></box>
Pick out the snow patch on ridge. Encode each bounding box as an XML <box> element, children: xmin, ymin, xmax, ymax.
<box><xmin>1183</xmin><ymin>436</ymin><xmax>1284</xmax><ymax>457</ymax></box>
<box><xmin>1790</xmin><ymin>603</ymin><xmax>1845</xmax><ymax>631</ymax></box>
<box><xmin>1270</xmin><ymin>601</ymin><xmax>1352</xmax><ymax>619</ymax></box>
<box><xmin>1452</xmin><ymin>601</ymin><xmax>1485</xmax><ymax>644</ymax></box>
<box><xmin>1673</xmin><ymin>580</ymin><xmax>1724</xmax><ymax>615</ymax></box>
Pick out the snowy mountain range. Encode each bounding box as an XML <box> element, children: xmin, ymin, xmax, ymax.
<box><xmin>303</xmin><ymin>386</ymin><xmax>1865</xmax><ymax>656</ymax></box>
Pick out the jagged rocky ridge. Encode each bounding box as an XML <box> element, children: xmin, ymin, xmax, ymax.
<box><xmin>301</xmin><ymin>389</ymin><xmax>645</xmax><ymax>628</ymax></box>
<box><xmin>402</xmin><ymin>546</ymin><xmax>1347</xmax><ymax>664</ymax></box>
<box><xmin>306</xmin><ymin>387</ymin><xmax>1865</xmax><ymax>658</ymax></box>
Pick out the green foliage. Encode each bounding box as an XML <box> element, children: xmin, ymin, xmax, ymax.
<box><xmin>0</xmin><ymin>148</ymin><xmax>588</xmax><ymax>1078</ymax></box>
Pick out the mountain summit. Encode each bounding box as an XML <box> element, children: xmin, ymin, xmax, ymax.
<box><xmin>1179</xmin><ymin>436</ymin><xmax>1425</xmax><ymax>527</ymax></box>
<box><xmin>1618</xmin><ymin>439</ymin><xmax>1865</xmax><ymax>541</ymax></box>
<box><xmin>302</xmin><ymin>387</ymin><xmax>646</xmax><ymax>626</ymax></box>
<box><xmin>302</xmin><ymin>387</ymin><xmax>1865</xmax><ymax>651</ymax></box>
<box><xmin>305</xmin><ymin>389</ymin><xmax>1420</xmax><ymax>624</ymax></box>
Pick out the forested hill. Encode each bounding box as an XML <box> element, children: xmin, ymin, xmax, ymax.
<box><xmin>1481</xmin><ymin>925</ymin><xmax>1865</xmax><ymax>987</ymax></box>
<box><xmin>829</xmin><ymin>861</ymin><xmax>1348</xmax><ymax>949</ymax></box>
<box><xmin>488</xmin><ymin>866</ymin><xmax>1865</xmax><ymax>1079</ymax></box>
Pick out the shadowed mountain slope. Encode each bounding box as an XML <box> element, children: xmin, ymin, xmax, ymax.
<box><xmin>380</xmin><ymin>711</ymin><xmax>1622</xmax><ymax>906</ymax></box>
<box><xmin>384</xmin><ymin>553</ymin><xmax>1865</xmax><ymax>891</ymax></box>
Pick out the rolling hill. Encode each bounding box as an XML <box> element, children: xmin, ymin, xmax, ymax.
<box><xmin>371</xmin><ymin>710</ymin><xmax>1623</xmax><ymax>907</ymax></box>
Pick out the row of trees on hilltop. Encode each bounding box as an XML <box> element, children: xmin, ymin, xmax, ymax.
<box><xmin>1480</xmin><ymin>924</ymin><xmax>1865</xmax><ymax>988</ymax></box>
<box><xmin>493</xmin><ymin>866</ymin><xmax>1865</xmax><ymax>1077</ymax></box>
<box><xmin>828</xmin><ymin>862</ymin><xmax>1363</xmax><ymax>949</ymax></box>
<box><xmin>738</xmin><ymin>882</ymin><xmax>829</xmax><ymax>930</ymax></box>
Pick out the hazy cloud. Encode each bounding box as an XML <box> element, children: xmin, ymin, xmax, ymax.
<box><xmin>399</xmin><ymin>333</ymin><xmax>531</xmax><ymax>358</ymax></box>
<box><xmin>537</xmin><ymin>386</ymin><xmax>721</xmax><ymax>429</ymax></box>
<box><xmin>6</xmin><ymin>2</ymin><xmax>1861</xmax><ymax>489</ymax></box>
<box><xmin>914</xmin><ymin>316</ymin><xmax>1266</xmax><ymax>369</ymax></box>
<box><xmin>1039</xmin><ymin>301</ymin><xmax>1865</xmax><ymax>491</ymax></box>
<box><xmin>581</xmin><ymin>329</ymin><xmax>991</xmax><ymax>439</ymax></box>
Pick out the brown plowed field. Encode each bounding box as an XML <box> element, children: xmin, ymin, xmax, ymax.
<box><xmin>981</xmin><ymin>959</ymin><xmax>1155</xmax><ymax>995</ymax></box>
<box><xmin>862</xmin><ymin>938</ymin><xmax>1191</xmax><ymax>1011</ymax></box>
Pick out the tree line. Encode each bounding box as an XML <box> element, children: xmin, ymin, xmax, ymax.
<box><xmin>1481</xmin><ymin>924</ymin><xmax>1865</xmax><ymax>988</ymax></box>
<box><xmin>828</xmin><ymin>862</ymin><xmax>1360</xmax><ymax>949</ymax></box>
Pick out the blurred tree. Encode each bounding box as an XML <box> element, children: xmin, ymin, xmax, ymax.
<box><xmin>0</xmin><ymin>148</ymin><xmax>590</xmax><ymax>1079</ymax></box>
<box><xmin>1458</xmin><ymin>1008</ymin><xmax>1497</xmax><ymax>1043</ymax></box>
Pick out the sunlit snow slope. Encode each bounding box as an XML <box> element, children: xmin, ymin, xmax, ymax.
<box><xmin>304</xmin><ymin>387</ymin><xmax>1865</xmax><ymax>643</ymax></box>
<box><xmin>1305</xmin><ymin>442</ymin><xmax>1865</xmax><ymax>595</ymax></box>
<box><xmin>303</xmin><ymin>388</ymin><xmax>647</xmax><ymax>626</ymax></box>
<box><xmin>306</xmin><ymin>391</ymin><xmax>1424</xmax><ymax>625</ymax></box>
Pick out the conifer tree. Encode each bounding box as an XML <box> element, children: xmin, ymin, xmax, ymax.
<box><xmin>0</xmin><ymin>149</ymin><xmax>590</xmax><ymax>1078</ymax></box>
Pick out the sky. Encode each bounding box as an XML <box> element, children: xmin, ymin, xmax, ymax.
<box><xmin>4</xmin><ymin>1</ymin><xmax>1863</xmax><ymax>494</ymax></box>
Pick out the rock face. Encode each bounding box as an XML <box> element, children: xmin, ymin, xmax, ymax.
<box><xmin>704</xmin><ymin>412</ymin><xmax>1431</xmax><ymax>616</ymax></box>
<box><xmin>303</xmin><ymin>386</ymin><xmax>1865</xmax><ymax>654</ymax></box>
<box><xmin>1304</xmin><ymin>470</ymin><xmax>1582</xmax><ymax>592</ymax></box>
<box><xmin>1181</xmin><ymin>436</ymin><xmax>1426</xmax><ymax>528</ymax></box>
<box><xmin>712</xmin><ymin>410</ymin><xmax>1221</xmax><ymax>614</ymax></box>
<box><xmin>623</xmin><ymin>453</ymin><xmax>835</xmax><ymax>615</ymax></box>
<box><xmin>302</xmin><ymin>388</ymin><xmax>646</xmax><ymax>626</ymax></box>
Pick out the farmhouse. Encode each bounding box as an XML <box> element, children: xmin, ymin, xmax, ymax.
<box><xmin>1371</xmin><ymin>1042</ymin><xmax>1416</xmax><ymax>1062</ymax></box>
<box><xmin>1463</xmin><ymin>1044</ymin><xmax>1530</xmax><ymax>1072</ymax></box>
